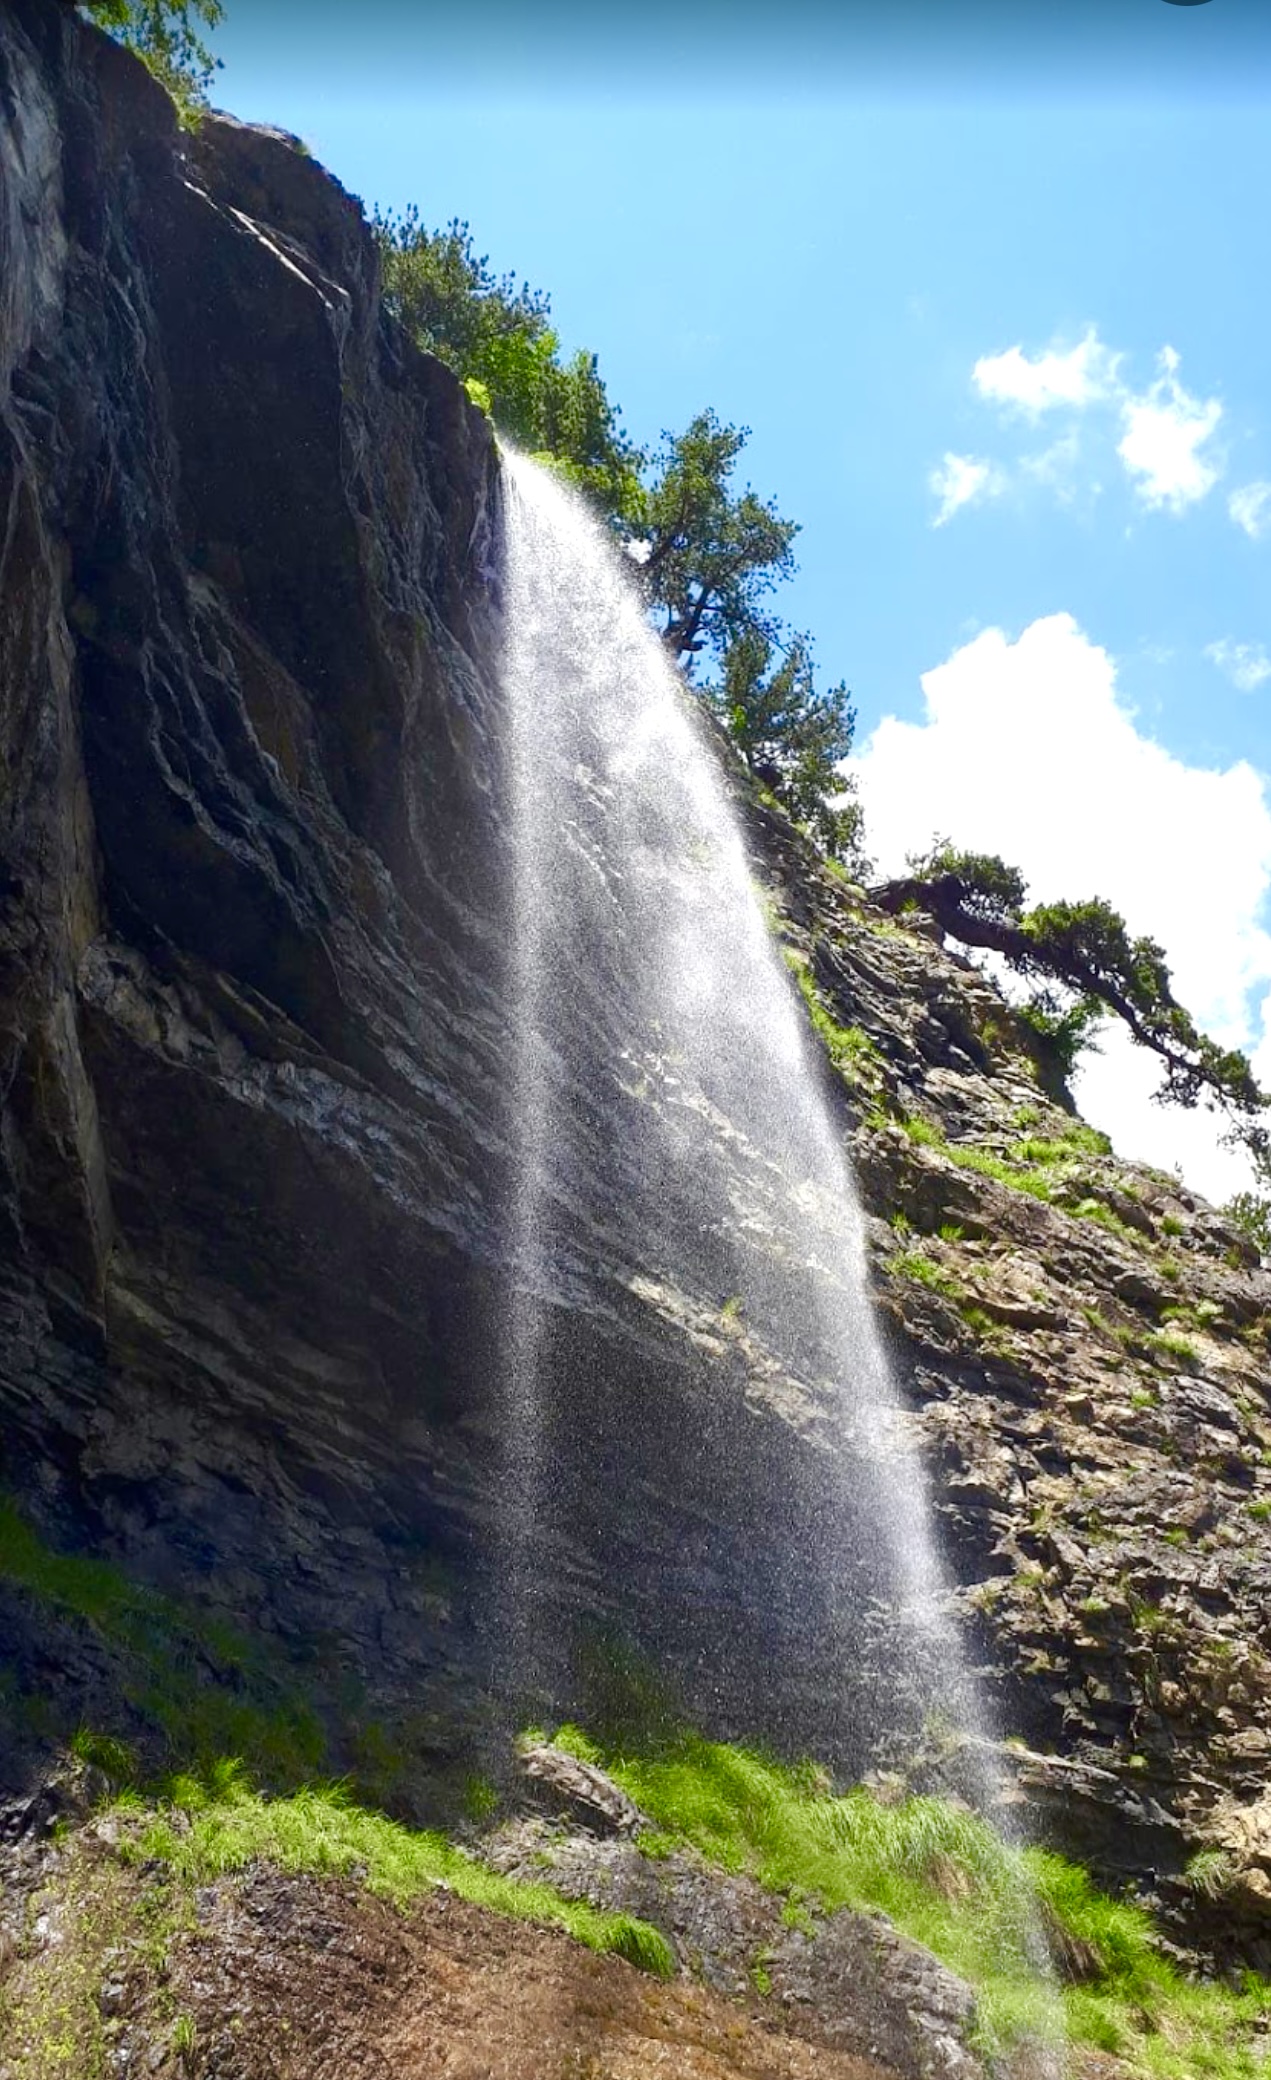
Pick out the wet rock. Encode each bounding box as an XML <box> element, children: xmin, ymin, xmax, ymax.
<box><xmin>0</xmin><ymin>1759</ymin><xmax>111</xmax><ymax>1845</ymax></box>
<box><xmin>484</xmin><ymin>1819</ymin><xmax>989</xmax><ymax>2079</ymax></box>
<box><xmin>516</xmin><ymin>1744</ymin><xmax>648</xmax><ymax>1834</ymax></box>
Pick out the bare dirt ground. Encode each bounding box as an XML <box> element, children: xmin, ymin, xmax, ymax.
<box><xmin>174</xmin><ymin>1868</ymin><xmax>910</xmax><ymax>2080</ymax></box>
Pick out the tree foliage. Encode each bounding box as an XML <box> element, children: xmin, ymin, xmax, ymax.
<box><xmin>1225</xmin><ymin>1191</ymin><xmax>1271</xmax><ymax>1260</ymax></box>
<box><xmin>880</xmin><ymin>841</ymin><xmax>1268</xmax><ymax>1145</ymax></box>
<box><xmin>710</xmin><ymin>628</ymin><xmax>863</xmax><ymax>863</ymax></box>
<box><xmin>374</xmin><ymin>211</ymin><xmax>645</xmax><ymax>527</ymax></box>
<box><xmin>636</xmin><ymin>412</ymin><xmax>798</xmax><ymax>673</ymax></box>
<box><xmin>81</xmin><ymin>0</ymin><xmax>223</xmax><ymax>116</ymax></box>
<box><xmin>375</xmin><ymin>212</ymin><xmax>859</xmax><ymax>864</ymax></box>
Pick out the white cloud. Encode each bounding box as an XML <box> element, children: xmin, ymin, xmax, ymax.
<box><xmin>1207</xmin><ymin>639</ymin><xmax>1271</xmax><ymax>693</ymax></box>
<box><xmin>1230</xmin><ymin>481</ymin><xmax>1271</xmax><ymax>540</ymax></box>
<box><xmin>848</xmin><ymin>613</ymin><xmax>1271</xmax><ymax>1201</ymax></box>
<box><xmin>929</xmin><ymin>453</ymin><xmax>1006</xmax><ymax>528</ymax></box>
<box><xmin>945</xmin><ymin>334</ymin><xmax>1225</xmax><ymax>522</ymax></box>
<box><xmin>972</xmin><ymin>328</ymin><xmax>1120</xmax><ymax>418</ymax></box>
<box><xmin>1116</xmin><ymin>346</ymin><xmax>1223</xmax><ymax>513</ymax></box>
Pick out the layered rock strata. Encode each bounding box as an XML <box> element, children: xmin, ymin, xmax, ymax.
<box><xmin>748</xmin><ymin>798</ymin><xmax>1271</xmax><ymax>1961</ymax></box>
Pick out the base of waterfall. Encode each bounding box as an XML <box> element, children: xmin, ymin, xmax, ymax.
<box><xmin>0</xmin><ymin>1760</ymin><xmax>1006</xmax><ymax>2080</ymax></box>
<box><xmin>5</xmin><ymin>1745</ymin><xmax>1268</xmax><ymax>2080</ymax></box>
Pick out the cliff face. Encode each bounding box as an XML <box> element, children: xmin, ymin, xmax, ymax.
<box><xmin>3</xmin><ymin>0</ymin><xmax>1270</xmax><ymax>1974</ymax></box>
<box><xmin>0</xmin><ymin>4</ymin><xmax>899</xmax><ymax>1786</ymax></box>
<box><xmin>0</xmin><ymin>0</ymin><xmax>512</xmax><ymax>1742</ymax></box>
<box><xmin>751</xmin><ymin>801</ymin><xmax>1271</xmax><ymax>1962</ymax></box>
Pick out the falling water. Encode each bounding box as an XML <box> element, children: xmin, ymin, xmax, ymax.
<box><xmin>496</xmin><ymin>449</ymin><xmax>979</xmax><ymax>1765</ymax></box>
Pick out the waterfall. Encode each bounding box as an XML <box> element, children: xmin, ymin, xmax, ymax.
<box><xmin>495</xmin><ymin>449</ymin><xmax>980</xmax><ymax>1768</ymax></box>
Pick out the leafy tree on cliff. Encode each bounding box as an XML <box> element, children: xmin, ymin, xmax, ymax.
<box><xmin>878</xmin><ymin>840</ymin><xmax>1269</xmax><ymax>1153</ymax></box>
<box><xmin>375</xmin><ymin>211</ymin><xmax>645</xmax><ymax>527</ymax></box>
<box><xmin>710</xmin><ymin>628</ymin><xmax>864</xmax><ymax>863</ymax></box>
<box><xmin>375</xmin><ymin>218</ymin><xmax>858</xmax><ymax>864</ymax></box>
<box><xmin>80</xmin><ymin>0</ymin><xmax>223</xmax><ymax>114</ymax></box>
<box><xmin>635</xmin><ymin>412</ymin><xmax>799</xmax><ymax>674</ymax></box>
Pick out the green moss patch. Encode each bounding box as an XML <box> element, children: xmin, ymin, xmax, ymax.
<box><xmin>0</xmin><ymin>1496</ymin><xmax>325</xmax><ymax>1785</ymax></box>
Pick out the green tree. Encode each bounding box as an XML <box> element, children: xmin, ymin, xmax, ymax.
<box><xmin>374</xmin><ymin>211</ymin><xmax>645</xmax><ymax>527</ymax></box>
<box><xmin>712</xmin><ymin>628</ymin><xmax>864</xmax><ymax>865</ymax></box>
<box><xmin>637</xmin><ymin>412</ymin><xmax>799</xmax><ymax>673</ymax></box>
<box><xmin>878</xmin><ymin>841</ymin><xmax>1267</xmax><ymax>1146</ymax></box>
<box><xmin>374</xmin><ymin>217</ymin><xmax>855</xmax><ymax>863</ymax></box>
<box><xmin>1225</xmin><ymin>1190</ymin><xmax>1271</xmax><ymax>1259</ymax></box>
<box><xmin>81</xmin><ymin>0</ymin><xmax>223</xmax><ymax>116</ymax></box>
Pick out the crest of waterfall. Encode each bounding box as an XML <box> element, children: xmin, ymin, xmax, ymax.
<box><xmin>497</xmin><ymin>449</ymin><xmax>982</xmax><ymax>1769</ymax></box>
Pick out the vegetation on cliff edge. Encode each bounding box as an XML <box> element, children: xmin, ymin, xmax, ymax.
<box><xmin>876</xmin><ymin>840</ymin><xmax>1271</xmax><ymax>1202</ymax></box>
<box><xmin>81</xmin><ymin>1</ymin><xmax>223</xmax><ymax>117</ymax></box>
<box><xmin>375</xmin><ymin>213</ymin><xmax>864</xmax><ymax>867</ymax></box>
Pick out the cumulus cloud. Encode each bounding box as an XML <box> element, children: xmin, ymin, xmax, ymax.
<box><xmin>1230</xmin><ymin>481</ymin><xmax>1271</xmax><ymax>540</ymax></box>
<box><xmin>972</xmin><ymin>328</ymin><xmax>1120</xmax><ymax>418</ymax></box>
<box><xmin>929</xmin><ymin>453</ymin><xmax>1006</xmax><ymax>529</ymax></box>
<box><xmin>941</xmin><ymin>333</ymin><xmax>1225</xmax><ymax>522</ymax></box>
<box><xmin>1207</xmin><ymin>639</ymin><xmax>1271</xmax><ymax>693</ymax></box>
<box><xmin>848</xmin><ymin>613</ymin><xmax>1271</xmax><ymax>1200</ymax></box>
<box><xmin>1116</xmin><ymin>347</ymin><xmax>1223</xmax><ymax>513</ymax></box>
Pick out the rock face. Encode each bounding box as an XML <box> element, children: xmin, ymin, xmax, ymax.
<box><xmin>486</xmin><ymin>1818</ymin><xmax>985</xmax><ymax>2080</ymax></box>
<box><xmin>748</xmin><ymin>800</ymin><xmax>1271</xmax><ymax>1963</ymax></box>
<box><xmin>0</xmin><ymin>0</ymin><xmax>508</xmax><ymax>1747</ymax></box>
<box><xmin>0</xmin><ymin>5</ymin><xmax>938</xmax><ymax>1785</ymax></box>
<box><xmin>3</xmin><ymin>0</ymin><xmax>1270</xmax><ymax>1977</ymax></box>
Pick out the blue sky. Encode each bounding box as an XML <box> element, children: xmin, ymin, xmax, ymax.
<box><xmin>207</xmin><ymin>2</ymin><xmax>1271</xmax><ymax>1196</ymax></box>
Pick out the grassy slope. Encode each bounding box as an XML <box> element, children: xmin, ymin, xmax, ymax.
<box><xmin>129</xmin><ymin>1759</ymin><xmax>673</xmax><ymax>1976</ymax></box>
<box><xmin>546</xmin><ymin>1724</ymin><xmax>1271</xmax><ymax>2078</ymax></box>
<box><xmin>3</xmin><ymin>1460</ymin><xmax>1268</xmax><ymax>2074</ymax></box>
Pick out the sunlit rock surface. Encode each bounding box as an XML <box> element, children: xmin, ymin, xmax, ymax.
<box><xmin>747</xmin><ymin>795</ymin><xmax>1271</xmax><ymax>1965</ymax></box>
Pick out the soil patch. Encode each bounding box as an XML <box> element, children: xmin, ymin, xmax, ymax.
<box><xmin>175</xmin><ymin>1867</ymin><xmax>906</xmax><ymax>2079</ymax></box>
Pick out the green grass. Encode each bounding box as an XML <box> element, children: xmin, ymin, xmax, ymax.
<box><xmin>958</xmin><ymin>1301</ymin><xmax>1008</xmax><ymax>1348</ymax></box>
<box><xmin>901</xmin><ymin>1113</ymin><xmax>944</xmax><ymax>1147</ymax></box>
<box><xmin>132</xmin><ymin>1762</ymin><xmax>674</xmax><ymax>1979</ymax></box>
<box><xmin>1146</xmin><ymin>1332</ymin><xmax>1201</xmax><ymax>1370</ymax></box>
<box><xmin>786</xmin><ymin>958</ymin><xmax>883</xmax><ymax>1087</ymax></box>
<box><xmin>897</xmin><ymin>1115</ymin><xmax>1152</xmax><ymax>1237</ymax></box>
<box><xmin>543</xmin><ymin>1724</ymin><xmax>1271</xmax><ymax>2076</ymax></box>
<box><xmin>889</xmin><ymin>1247</ymin><xmax>963</xmax><ymax>1298</ymax></box>
<box><xmin>900</xmin><ymin>1116</ymin><xmax>1056</xmax><ymax>1202</ymax></box>
<box><xmin>0</xmin><ymin>1496</ymin><xmax>325</xmax><ymax>1784</ymax></box>
<box><xmin>1070</xmin><ymin>1196</ymin><xmax>1142</xmax><ymax>1243</ymax></box>
<box><xmin>1014</xmin><ymin>1127</ymin><xmax>1112</xmax><ymax>1163</ymax></box>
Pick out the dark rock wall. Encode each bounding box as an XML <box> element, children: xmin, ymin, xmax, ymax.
<box><xmin>0</xmin><ymin>5</ymin><xmax>876</xmax><ymax>1782</ymax></box>
<box><xmin>0</xmin><ymin>1</ymin><xmax>509</xmax><ymax>1732</ymax></box>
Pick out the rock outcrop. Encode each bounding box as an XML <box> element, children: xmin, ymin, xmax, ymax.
<box><xmin>486</xmin><ymin>1816</ymin><xmax>986</xmax><ymax>2080</ymax></box>
<box><xmin>748</xmin><ymin>798</ymin><xmax>1271</xmax><ymax>1963</ymax></box>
